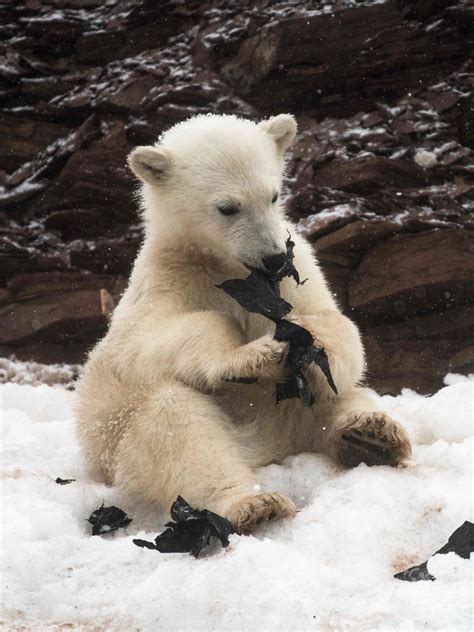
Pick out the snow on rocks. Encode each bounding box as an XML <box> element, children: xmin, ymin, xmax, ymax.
<box><xmin>414</xmin><ymin>149</ymin><xmax>437</xmax><ymax>169</ymax></box>
<box><xmin>1</xmin><ymin>374</ymin><xmax>473</xmax><ymax>630</ymax></box>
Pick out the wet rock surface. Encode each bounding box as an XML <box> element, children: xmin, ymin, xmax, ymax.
<box><xmin>1</xmin><ymin>0</ymin><xmax>473</xmax><ymax>393</ymax></box>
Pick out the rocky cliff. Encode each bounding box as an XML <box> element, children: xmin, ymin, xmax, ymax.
<box><xmin>1</xmin><ymin>0</ymin><xmax>473</xmax><ymax>393</ymax></box>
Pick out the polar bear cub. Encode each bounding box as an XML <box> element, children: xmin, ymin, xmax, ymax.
<box><xmin>75</xmin><ymin>114</ymin><xmax>411</xmax><ymax>533</ymax></box>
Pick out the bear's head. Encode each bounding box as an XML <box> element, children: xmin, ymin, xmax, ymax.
<box><xmin>128</xmin><ymin>114</ymin><xmax>297</xmax><ymax>274</ymax></box>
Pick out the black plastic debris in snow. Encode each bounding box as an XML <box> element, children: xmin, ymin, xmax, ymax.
<box><xmin>217</xmin><ymin>233</ymin><xmax>337</xmax><ymax>406</ymax></box>
<box><xmin>395</xmin><ymin>520</ymin><xmax>474</xmax><ymax>582</ymax></box>
<box><xmin>133</xmin><ymin>496</ymin><xmax>233</xmax><ymax>558</ymax></box>
<box><xmin>88</xmin><ymin>504</ymin><xmax>132</xmax><ymax>536</ymax></box>
<box><xmin>55</xmin><ymin>477</ymin><xmax>75</xmax><ymax>485</ymax></box>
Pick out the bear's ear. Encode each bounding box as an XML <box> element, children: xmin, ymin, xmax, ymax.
<box><xmin>259</xmin><ymin>114</ymin><xmax>297</xmax><ymax>153</ymax></box>
<box><xmin>127</xmin><ymin>146</ymin><xmax>173</xmax><ymax>185</ymax></box>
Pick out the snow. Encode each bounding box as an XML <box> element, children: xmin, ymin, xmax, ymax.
<box><xmin>1</xmin><ymin>373</ymin><xmax>473</xmax><ymax>631</ymax></box>
<box><xmin>295</xmin><ymin>203</ymin><xmax>362</xmax><ymax>237</ymax></box>
<box><xmin>0</xmin><ymin>357</ymin><xmax>79</xmax><ymax>388</ymax></box>
<box><xmin>414</xmin><ymin>149</ymin><xmax>437</xmax><ymax>168</ymax></box>
<box><xmin>342</xmin><ymin>126</ymin><xmax>387</xmax><ymax>139</ymax></box>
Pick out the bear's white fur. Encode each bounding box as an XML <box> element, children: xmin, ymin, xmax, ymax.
<box><xmin>75</xmin><ymin>114</ymin><xmax>411</xmax><ymax>533</ymax></box>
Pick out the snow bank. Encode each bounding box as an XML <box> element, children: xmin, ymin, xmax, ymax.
<box><xmin>0</xmin><ymin>357</ymin><xmax>80</xmax><ymax>388</ymax></box>
<box><xmin>1</xmin><ymin>375</ymin><xmax>473</xmax><ymax>631</ymax></box>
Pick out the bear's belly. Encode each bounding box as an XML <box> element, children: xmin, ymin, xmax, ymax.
<box><xmin>213</xmin><ymin>381</ymin><xmax>317</xmax><ymax>464</ymax></box>
<box><xmin>214</xmin><ymin>381</ymin><xmax>277</xmax><ymax>426</ymax></box>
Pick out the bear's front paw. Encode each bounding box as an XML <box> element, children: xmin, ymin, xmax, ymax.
<box><xmin>331</xmin><ymin>412</ymin><xmax>412</xmax><ymax>468</ymax></box>
<box><xmin>225</xmin><ymin>335</ymin><xmax>288</xmax><ymax>381</ymax></box>
<box><xmin>225</xmin><ymin>492</ymin><xmax>297</xmax><ymax>534</ymax></box>
<box><xmin>287</xmin><ymin>312</ymin><xmax>365</xmax><ymax>395</ymax></box>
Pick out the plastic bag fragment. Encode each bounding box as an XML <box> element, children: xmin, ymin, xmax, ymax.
<box><xmin>55</xmin><ymin>477</ymin><xmax>75</xmax><ymax>485</ymax></box>
<box><xmin>133</xmin><ymin>496</ymin><xmax>233</xmax><ymax>558</ymax></box>
<box><xmin>217</xmin><ymin>234</ymin><xmax>337</xmax><ymax>405</ymax></box>
<box><xmin>395</xmin><ymin>520</ymin><xmax>474</xmax><ymax>582</ymax></box>
<box><xmin>88</xmin><ymin>504</ymin><xmax>132</xmax><ymax>536</ymax></box>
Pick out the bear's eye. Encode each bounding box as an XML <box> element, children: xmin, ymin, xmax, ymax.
<box><xmin>272</xmin><ymin>191</ymin><xmax>279</xmax><ymax>204</ymax></box>
<box><xmin>217</xmin><ymin>202</ymin><xmax>240</xmax><ymax>217</ymax></box>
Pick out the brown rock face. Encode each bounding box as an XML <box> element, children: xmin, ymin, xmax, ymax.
<box><xmin>312</xmin><ymin>158</ymin><xmax>431</xmax><ymax>194</ymax></box>
<box><xmin>349</xmin><ymin>230</ymin><xmax>474</xmax><ymax>320</ymax></box>
<box><xmin>201</xmin><ymin>0</ymin><xmax>470</xmax><ymax>116</ymax></box>
<box><xmin>1</xmin><ymin>0</ymin><xmax>473</xmax><ymax>393</ymax></box>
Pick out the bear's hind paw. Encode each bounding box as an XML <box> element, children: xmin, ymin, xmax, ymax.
<box><xmin>333</xmin><ymin>412</ymin><xmax>412</xmax><ymax>468</ymax></box>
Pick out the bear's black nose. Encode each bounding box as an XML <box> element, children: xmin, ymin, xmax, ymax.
<box><xmin>262</xmin><ymin>252</ymin><xmax>287</xmax><ymax>274</ymax></box>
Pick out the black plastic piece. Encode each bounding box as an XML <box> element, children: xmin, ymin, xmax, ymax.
<box><xmin>395</xmin><ymin>521</ymin><xmax>474</xmax><ymax>582</ymax></box>
<box><xmin>133</xmin><ymin>496</ymin><xmax>233</xmax><ymax>558</ymax></box>
<box><xmin>88</xmin><ymin>504</ymin><xmax>132</xmax><ymax>536</ymax></box>
<box><xmin>55</xmin><ymin>477</ymin><xmax>75</xmax><ymax>485</ymax></box>
<box><xmin>217</xmin><ymin>234</ymin><xmax>337</xmax><ymax>406</ymax></box>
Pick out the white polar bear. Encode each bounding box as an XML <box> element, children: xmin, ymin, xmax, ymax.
<box><xmin>75</xmin><ymin>114</ymin><xmax>411</xmax><ymax>533</ymax></box>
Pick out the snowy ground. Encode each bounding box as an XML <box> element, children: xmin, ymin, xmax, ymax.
<box><xmin>1</xmin><ymin>372</ymin><xmax>473</xmax><ymax>631</ymax></box>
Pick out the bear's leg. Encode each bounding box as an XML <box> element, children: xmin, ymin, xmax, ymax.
<box><xmin>314</xmin><ymin>389</ymin><xmax>412</xmax><ymax>468</ymax></box>
<box><xmin>114</xmin><ymin>380</ymin><xmax>296</xmax><ymax>533</ymax></box>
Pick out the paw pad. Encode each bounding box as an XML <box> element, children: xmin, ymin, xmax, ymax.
<box><xmin>336</xmin><ymin>413</ymin><xmax>411</xmax><ymax>468</ymax></box>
